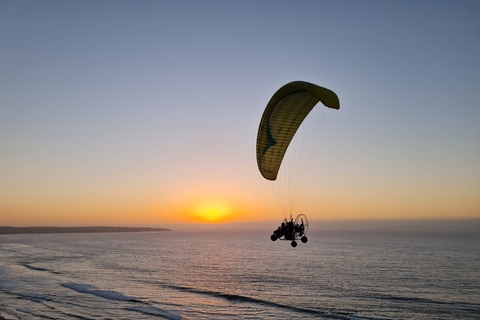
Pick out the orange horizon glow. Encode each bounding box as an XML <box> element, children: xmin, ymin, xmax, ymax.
<box><xmin>1</xmin><ymin>176</ymin><xmax>479</xmax><ymax>227</ymax></box>
<box><xmin>187</xmin><ymin>199</ymin><xmax>237</xmax><ymax>223</ymax></box>
<box><xmin>2</xmin><ymin>194</ymin><xmax>479</xmax><ymax>227</ymax></box>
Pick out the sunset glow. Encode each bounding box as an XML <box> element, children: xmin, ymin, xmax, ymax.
<box><xmin>188</xmin><ymin>200</ymin><xmax>237</xmax><ymax>223</ymax></box>
<box><xmin>1</xmin><ymin>1</ymin><xmax>479</xmax><ymax>227</ymax></box>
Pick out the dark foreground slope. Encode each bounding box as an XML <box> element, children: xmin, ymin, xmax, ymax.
<box><xmin>0</xmin><ymin>226</ymin><xmax>170</xmax><ymax>234</ymax></box>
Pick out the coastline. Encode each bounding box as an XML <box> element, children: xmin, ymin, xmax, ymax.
<box><xmin>0</xmin><ymin>226</ymin><xmax>171</xmax><ymax>235</ymax></box>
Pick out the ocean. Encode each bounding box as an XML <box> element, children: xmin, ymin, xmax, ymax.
<box><xmin>0</xmin><ymin>226</ymin><xmax>479</xmax><ymax>319</ymax></box>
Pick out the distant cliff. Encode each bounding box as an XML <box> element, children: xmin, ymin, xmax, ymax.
<box><xmin>0</xmin><ymin>226</ymin><xmax>171</xmax><ymax>234</ymax></box>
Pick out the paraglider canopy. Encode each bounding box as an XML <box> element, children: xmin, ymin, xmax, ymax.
<box><xmin>256</xmin><ymin>81</ymin><xmax>340</xmax><ymax>181</ymax></box>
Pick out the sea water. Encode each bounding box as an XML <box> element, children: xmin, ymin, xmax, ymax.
<box><xmin>0</xmin><ymin>228</ymin><xmax>479</xmax><ymax>319</ymax></box>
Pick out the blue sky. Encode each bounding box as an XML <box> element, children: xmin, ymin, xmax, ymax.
<box><xmin>1</xmin><ymin>0</ymin><xmax>479</xmax><ymax>225</ymax></box>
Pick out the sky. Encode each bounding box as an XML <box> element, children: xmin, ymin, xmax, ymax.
<box><xmin>1</xmin><ymin>0</ymin><xmax>479</xmax><ymax>226</ymax></box>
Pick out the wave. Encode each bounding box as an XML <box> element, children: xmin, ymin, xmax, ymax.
<box><xmin>347</xmin><ymin>317</ymin><xmax>390</xmax><ymax>320</ymax></box>
<box><xmin>61</xmin><ymin>283</ymin><xmax>182</xmax><ymax>319</ymax></box>
<box><xmin>61</xmin><ymin>283</ymin><xmax>142</xmax><ymax>303</ymax></box>
<box><xmin>20</xmin><ymin>292</ymin><xmax>53</xmax><ymax>303</ymax></box>
<box><xmin>23</xmin><ymin>263</ymin><xmax>61</xmax><ymax>275</ymax></box>
<box><xmin>5</xmin><ymin>292</ymin><xmax>94</xmax><ymax>320</ymax></box>
<box><xmin>164</xmin><ymin>284</ymin><xmax>350</xmax><ymax>319</ymax></box>
<box><xmin>127</xmin><ymin>307</ymin><xmax>182</xmax><ymax>320</ymax></box>
<box><xmin>0</xmin><ymin>265</ymin><xmax>11</xmax><ymax>275</ymax></box>
<box><xmin>367</xmin><ymin>292</ymin><xmax>454</xmax><ymax>305</ymax></box>
<box><xmin>0</xmin><ymin>308</ymin><xmax>21</xmax><ymax>320</ymax></box>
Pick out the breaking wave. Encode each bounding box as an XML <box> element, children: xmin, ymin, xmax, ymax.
<box><xmin>127</xmin><ymin>307</ymin><xmax>182</xmax><ymax>320</ymax></box>
<box><xmin>358</xmin><ymin>291</ymin><xmax>469</xmax><ymax>306</ymax></box>
<box><xmin>163</xmin><ymin>284</ymin><xmax>349</xmax><ymax>319</ymax></box>
<box><xmin>61</xmin><ymin>283</ymin><xmax>141</xmax><ymax>302</ymax></box>
<box><xmin>23</xmin><ymin>263</ymin><xmax>61</xmax><ymax>275</ymax></box>
<box><xmin>61</xmin><ymin>283</ymin><xmax>182</xmax><ymax>319</ymax></box>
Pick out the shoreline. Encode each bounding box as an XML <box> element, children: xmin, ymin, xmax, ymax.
<box><xmin>0</xmin><ymin>226</ymin><xmax>171</xmax><ymax>235</ymax></box>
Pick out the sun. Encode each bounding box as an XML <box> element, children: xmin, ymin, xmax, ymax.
<box><xmin>188</xmin><ymin>200</ymin><xmax>236</xmax><ymax>223</ymax></box>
